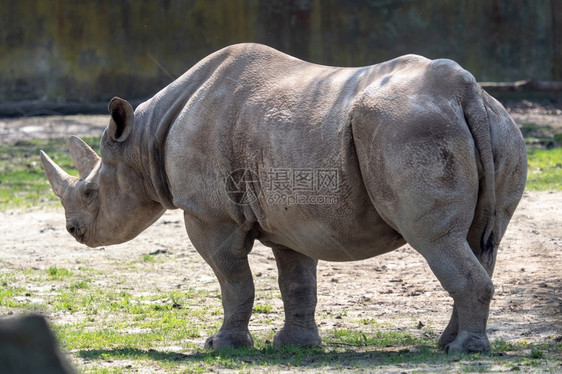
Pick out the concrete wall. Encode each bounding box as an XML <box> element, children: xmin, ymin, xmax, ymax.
<box><xmin>1</xmin><ymin>0</ymin><xmax>560</xmax><ymax>105</ymax></box>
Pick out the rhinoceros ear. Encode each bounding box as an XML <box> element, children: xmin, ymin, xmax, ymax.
<box><xmin>68</xmin><ymin>136</ymin><xmax>100</xmax><ymax>178</ymax></box>
<box><xmin>107</xmin><ymin>97</ymin><xmax>134</xmax><ymax>142</ymax></box>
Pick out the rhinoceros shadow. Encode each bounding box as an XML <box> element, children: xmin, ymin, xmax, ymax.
<box><xmin>78</xmin><ymin>344</ymin><xmax>451</xmax><ymax>369</ymax></box>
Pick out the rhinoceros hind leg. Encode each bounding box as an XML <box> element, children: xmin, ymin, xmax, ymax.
<box><xmin>415</xmin><ymin>238</ymin><xmax>494</xmax><ymax>354</ymax></box>
<box><xmin>271</xmin><ymin>246</ymin><xmax>321</xmax><ymax>347</ymax></box>
<box><xmin>360</xmin><ymin>131</ymin><xmax>493</xmax><ymax>353</ymax></box>
<box><xmin>438</xmin><ymin>304</ymin><xmax>459</xmax><ymax>348</ymax></box>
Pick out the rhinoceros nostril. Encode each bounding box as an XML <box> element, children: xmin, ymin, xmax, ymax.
<box><xmin>66</xmin><ymin>224</ymin><xmax>77</xmax><ymax>237</ymax></box>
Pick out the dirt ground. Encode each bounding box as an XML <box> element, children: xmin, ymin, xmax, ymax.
<box><xmin>0</xmin><ymin>103</ymin><xmax>560</xmax><ymax>371</ymax></box>
<box><xmin>1</xmin><ymin>190</ymin><xmax>560</xmax><ymax>344</ymax></box>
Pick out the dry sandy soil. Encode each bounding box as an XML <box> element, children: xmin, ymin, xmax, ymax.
<box><xmin>0</xmin><ymin>105</ymin><xmax>560</xmax><ymax>372</ymax></box>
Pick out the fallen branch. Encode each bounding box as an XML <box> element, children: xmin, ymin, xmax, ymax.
<box><xmin>479</xmin><ymin>80</ymin><xmax>562</xmax><ymax>93</ymax></box>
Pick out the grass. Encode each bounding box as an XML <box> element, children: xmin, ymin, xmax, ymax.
<box><xmin>526</xmin><ymin>148</ymin><xmax>562</xmax><ymax>190</ymax></box>
<box><xmin>0</xmin><ymin>137</ymin><xmax>100</xmax><ymax>210</ymax></box>
<box><xmin>48</xmin><ymin>266</ymin><xmax>73</xmax><ymax>279</ymax></box>
<box><xmin>1</xmin><ymin>258</ymin><xmax>560</xmax><ymax>373</ymax></box>
<box><xmin>253</xmin><ymin>303</ymin><xmax>275</xmax><ymax>314</ymax></box>
<box><xmin>0</xmin><ymin>135</ymin><xmax>560</xmax><ymax>211</ymax></box>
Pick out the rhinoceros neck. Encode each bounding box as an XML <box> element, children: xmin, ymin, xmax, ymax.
<box><xmin>131</xmin><ymin>48</ymin><xmax>236</xmax><ymax>209</ymax></box>
<box><xmin>131</xmin><ymin>106</ymin><xmax>176</xmax><ymax>209</ymax></box>
<box><xmin>149</xmin><ymin>116</ymin><xmax>176</xmax><ymax>210</ymax></box>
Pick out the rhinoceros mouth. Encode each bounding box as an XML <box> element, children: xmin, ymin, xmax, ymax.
<box><xmin>76</xmin><ymin>232</ymin><xmax>100</xmax><ymax>248</ymax></box>
<box><xmin>68</xmin><ymin>229</ymin><xmax>86</xmax><ymax>244</ymax></box>
<box><xmin>75</xmin><ymin>233</ymin><xmax>85</xmax><ymax>244</ymax></box>
<box><xmin>66</xmin><ymin>220</ymin><xmax>89</xmax><ymax>245</ymax></box>
<box><xmin>77</xmin><ymin>227</ymin><xmax>98</xmax><ymax>247</ymax></box>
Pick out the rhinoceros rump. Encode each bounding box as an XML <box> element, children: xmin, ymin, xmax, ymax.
<box><xmin>41</xmin><ymin>43</ymin><xmax>527</xmax><ymax>353</ymax></box>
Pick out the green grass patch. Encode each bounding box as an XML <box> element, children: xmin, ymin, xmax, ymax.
<box><xmin>526</xmin><ymin>148</ymin><xmax>562</xmax><ymax>190</ymax></box>
<box><xmin>47</xmin><ymin>266</ymin><xmax>73</xmax><ymax>279</ymax></box>
<box><xmin>0</xmin><ymin>137</ymin><xmax>101</xmax><ymax>210</ymax></box>
<box><xmin>0</xmin><ymin>278</ymin><xmax>30</xmax><ymax>308</ymax></box>
<box><xmin>70</xmin><ymin>279</ymin><xmax>91</xmax><ymax>291</ymax></box>
<box><xmin>329</xmin><ymin>328</ymin><xmax>426</xmax><ymax>347</ymax></box>
<box><xmin>141</xmin><ymin>254</ymin><xmax>156</xmax><ymax>263</ymax></box>
<box><xmin>253</xmin><ymin>303</ymin><xmax>275</xmax><ymax>314</ymax></box>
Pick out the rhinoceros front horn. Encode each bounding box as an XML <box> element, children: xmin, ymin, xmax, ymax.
<box><xmin>40</xmin><ymin>150</ymin><xmax>76</xmax><ymax>198</ymax></box>
<box><xmin>68</xmin><ymin>136</ymin><xmax>100</xmax><ymax>178</ymax></box>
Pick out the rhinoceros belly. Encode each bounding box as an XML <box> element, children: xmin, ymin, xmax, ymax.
<box><xmin>256</xmin><ymin>201</ymin><xmax>406</xmax><ymax>261</ymax></box>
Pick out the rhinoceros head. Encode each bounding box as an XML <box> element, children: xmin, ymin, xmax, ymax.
<box><xmin>41</xmin><ymin>97</ymin><xmax>165</xmax><ymax>247</ymax></box>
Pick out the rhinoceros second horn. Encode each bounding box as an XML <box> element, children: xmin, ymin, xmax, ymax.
<box><xmin>68</xmin><ymin>136</ymin><xmax>100</xmax><ymax>179</ymax></box>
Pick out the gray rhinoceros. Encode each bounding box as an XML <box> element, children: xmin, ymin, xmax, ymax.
<box><xmin>41</xmin><ymin>43</ymin><xmax>527</xmax><ymax>354</ymax></box>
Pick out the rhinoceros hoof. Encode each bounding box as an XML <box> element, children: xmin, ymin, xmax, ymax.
<box><xmin>444</xmin><ymin>331</ymin><xmax>490</xmax><ymax>354</ymax></box>
<box><xmin>438</xmin><ymin>329</ymin><xmax>457</xmax><ymax>349</ymax></box>
<box><xmin>204</xmin><ymin>329</ymin><xmax>253</xmax><ymax>349</ymax></box>
<box><xmin>273</xmin><ymin>327</ymin><xmax>322</xmax><ymax>347</ymax></box>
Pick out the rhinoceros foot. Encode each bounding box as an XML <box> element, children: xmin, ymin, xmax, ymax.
<box><xmin>273</xmin><ymin>326</ymin><xmax>321</xmax><ymax>347</ymax></box>
<box><xmin>438</xmin><ymin>326</ymin><xmax>458</xmax><ymax>349</ymax></box>
<box><xmin>444</xmin><ymin>331</ymin><xmax>490</xmax><ymax>354</ymax></box>
<box><xmin>204</xmin><ymin>329</ymin><xmax>253</xmax><ymax>349</ymax></box>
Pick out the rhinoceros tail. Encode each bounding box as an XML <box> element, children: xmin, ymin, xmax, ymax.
<box><xmin>461</xmin><ymin>77</ymin><xmax>497</xmax><ymax>254</ymax></box>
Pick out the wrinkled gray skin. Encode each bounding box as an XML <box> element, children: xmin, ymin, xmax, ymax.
<box><xmin>41</xmin><ymin>43</ymin><xmax>527</xmax><ymax>354</ymax></box>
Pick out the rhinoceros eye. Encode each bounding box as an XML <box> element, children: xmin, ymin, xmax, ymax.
<box><xmin>83</xmin><ymin>184</ymin><xmax>98</xmax><ymax>201</ymax></box>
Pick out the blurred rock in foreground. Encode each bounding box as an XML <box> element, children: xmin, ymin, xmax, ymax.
<box><xmin>0</xmin><ymin>314</ymin><xmax>75</xmax><ymax>374</ymax></box>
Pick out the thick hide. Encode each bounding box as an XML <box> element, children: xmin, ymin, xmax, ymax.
<box><xmin>41</xmin><ymin>43</ymin><xmax>527</xmax><ymax>353</ymax></box>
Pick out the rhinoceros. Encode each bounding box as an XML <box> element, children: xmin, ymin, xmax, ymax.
<box><xmin>41</xmin><ymin>43</ymin><xmax>527</xmax><ymax>353</ymax></box>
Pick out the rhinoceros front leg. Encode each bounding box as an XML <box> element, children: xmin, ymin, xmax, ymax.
<box><xmin>183</xmin><ymin>213</ymin><xmax>255</xmax><ymax>349</ymax></box>
<box><xmin>271</xmin><ymin>245</ymin><xmax>321</xmax><ymax>347</ymax></box>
